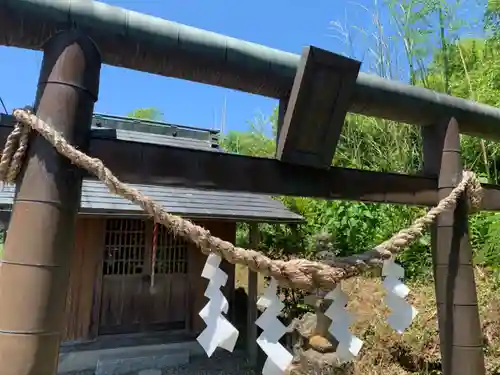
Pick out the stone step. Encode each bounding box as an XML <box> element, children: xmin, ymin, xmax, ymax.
<box><xmin>58</xmin><ymin>341</ymin><xmax>201</xmax><ymax>374</ymax></box>
<box><xmin>95</xmin><ymin>347</ymin><xmax>189</xmax><ymax>375</ymax></box>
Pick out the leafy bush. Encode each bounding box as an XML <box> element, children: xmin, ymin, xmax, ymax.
<box><xmin>221</xmin><ymin>0</ymin><xmax>500</xmax><ymax>288</ymax></box>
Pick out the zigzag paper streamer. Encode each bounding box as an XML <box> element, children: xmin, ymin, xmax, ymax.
<box><xmin>255</xmin><ymin>278</ymin><xmax>293</xmax><ymax>375</ymax></box>
<box><xmin>324</xmin><ymin>285</ymin><xmax>363</xmax><ymax>363</ymax></box>
<box><xmin>197</xmin><ymin>253</ymin><xmax>239</xmax><ymax>357</ymax></box>
<box><xmin>382</xmin><ymin>258</ymin><xmax>418</xmax><ymax>334</ymax></box>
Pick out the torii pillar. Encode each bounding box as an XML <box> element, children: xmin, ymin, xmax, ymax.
<box><xmin>0</xmin><ymin>30</ymin><xmax>101</xmax><ymax>375</ymax></box>
<box><xmin>422</xmin><ymin>119</ymin><xmax>485</xmax><ymax>375</ymax></box>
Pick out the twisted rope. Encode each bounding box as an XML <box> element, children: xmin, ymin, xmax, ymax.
<box><xmin>0</xmin><ymin>109</ymin><xmax>483</xmax><ymax>291</ymax></box>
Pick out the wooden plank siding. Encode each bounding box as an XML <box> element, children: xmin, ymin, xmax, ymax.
<box><xmin>63</xmin><ymin>217</ymin><xmax>105</xmax><ymax>342</ymax></box>
<box><xmin>62</xmin><ymin>217</ymin><xmax>236</xmax><ymax>342</ymax></box>
<box><xmin>98</xmin><ymin>218</ymin><xmax>152</xmax><ymax>335</ymax></box>
<box><xmin>98</xmin><ymin>219</ymin><xmax>190</xmax><ymax>335</ymax></box>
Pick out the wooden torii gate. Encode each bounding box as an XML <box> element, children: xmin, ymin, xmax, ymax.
<box><xmin>0</xmin><ymin>2</ymin><xmax>499</xmax><ymax>375</ymax></box>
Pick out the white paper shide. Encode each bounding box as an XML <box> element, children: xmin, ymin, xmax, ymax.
<box><xmin>324</xmin><ymin>285</ymin><xmax>363</xmax><ymax>363</ymax></box>
<box><xmin>382</xmin><ymin>258</ymin><xmax>418</xmax><ymax>334</ymax></box>
<box><xmin>197</xmin><ymin>253</ymin><xmax>239</xmax><ymax>357</ymax></box>
<box><xmin>255</xmin><ymin>278</ymin><xmax>293</xmax><ymax>375</ymax></box>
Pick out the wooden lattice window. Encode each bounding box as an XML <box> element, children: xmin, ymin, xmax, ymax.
<box><xmin>103</xmin><ymin>219</ymin><xmax>146</xmax><ymax>276</ymax></box>
<box><xmin>154</xmin><ymin>226</ymin><xmax>188</xmax><ymax>274</ymax></box>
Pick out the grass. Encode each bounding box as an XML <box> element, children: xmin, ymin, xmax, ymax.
<box><xmin>342</xmin><ymin>269</ymin><xmax>500</xmax><ymax>375</ymax></box>
<box><xmin>236</xmin><ymin>264</ymin><xmax>500</xmax><ymax>374</ymax></box>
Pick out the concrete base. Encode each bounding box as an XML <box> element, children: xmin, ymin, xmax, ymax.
<box><xmin>95</xmin><ymin>348</ymin><xmax>188</xmax><ymax>375</ymax></box>
<box><xmin>58</xmin><ymin>341</ymin><xmax>204</xmax><ymax>374</ymax></box>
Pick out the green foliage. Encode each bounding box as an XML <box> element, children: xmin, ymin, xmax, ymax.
<box><xmin>221</xmin><ymin>112</ymin><xmax>432</xmax><ymax>282</ymax></box>
<box><xmin>127</xmin><ymin>107</ymin><xmax>164</xmax><ymax>121</ymax></box>
<box><xmin>128</xmin><ymin>0</ymin><xmax>500</xmax><ymax>320</ymax></box>
<box><xmin>219</xmin><ymin>0</ymin><xmax>500</xmax><ymax>296</ymax></box>
<box><xmin>220</xmin><ymin>112</ymin><xmax>277</xmax><ymax>158</ymax></box>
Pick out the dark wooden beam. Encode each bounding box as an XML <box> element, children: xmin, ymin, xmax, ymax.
<box><xmin>480</xmin><ymin>183</ymin><xmax>500</xmax><ymax>210</ymax></box>
<box><xmin>89</xmin><ymin>134</ymin><xmax>437</xmax><ymax>206</ymax></box>
<box><xmin>88</xmin><ymin>135</ymin><xmax>500</xmax><ymax>211</ymax></box>
<box><xmin>0</xmin><ymin>123</ymin><xmax>499</xmax><ymax>209</ymax></box>
<box><xmin>277</xmin><ymin>47</ymin><xmax>361</xmax><ymax>168</ymax></box>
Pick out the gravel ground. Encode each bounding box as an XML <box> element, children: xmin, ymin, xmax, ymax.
<box><xmin>162</xmin><ymin>352</ymin><xmax>256</xmax><ymax>375</ymax></box>
<box><xmin>64</xmin><ymin>351</ymin><xmax>257</xmax><ymax>375</ymax></box>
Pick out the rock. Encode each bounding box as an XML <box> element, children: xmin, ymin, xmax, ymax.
<box><xmin>308</xmin><ymin>335</ymin><xmax>336</xmax><ymax>353</ymax></box>
<box><xmin>291</xmin><ymin>312</ymin><xmax>316</xmax><ymax>338</ymax></box>
<box><xmin>138</xmin><ymin>370</ymin><xmax>162</xmax><ymax>375</ymax></box>
<box><xmin>287</xmin><ymin>349</ymin><xmax>349</xmax><ymax>375</ymax></box>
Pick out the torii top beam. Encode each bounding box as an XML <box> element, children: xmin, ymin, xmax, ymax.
<box><xmin>2</xmin><ymin>0</ymin><xmax>500</xmax><ymax>139</ymax></box>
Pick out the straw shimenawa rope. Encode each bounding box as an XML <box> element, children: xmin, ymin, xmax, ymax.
<box><xmin>0</xmin><ymin>109</ymin><xmax>483</xmax><ymax>291</ymax></box>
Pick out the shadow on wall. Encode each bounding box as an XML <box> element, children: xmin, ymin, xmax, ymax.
<box><xmin>233</xmin><ymin>286</ymin><xmax>267</xmax><ymax>368</ymax></box>
<box><xmin>232</xmin><ymin>286</ymin><xmax>295</xmax><ymax>368</ymax></box>
<box><xmin>0</xmin><ymin>223</ymin><xmax>6</xmax><ymax>259</ymax></box>
<box><xmin>0</xmin><ymin>210</ymin><xmax>11</xmax><ymax>258</ymax></box>
<box><xmin>233</xmin><ymin>287</ymin><xmax>249</xmax><ymax>337</ymax></box>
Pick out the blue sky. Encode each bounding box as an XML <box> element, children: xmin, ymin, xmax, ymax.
<box><xmin>0</xmin><ymin>0</ymin><xmax>486</xmax><ymax>134</ymax></box>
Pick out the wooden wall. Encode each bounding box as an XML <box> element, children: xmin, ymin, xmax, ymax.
<box><xmin>188</xmin><ymin>220</ymin><xmax>236</xmax><ymax>334</ymax></box>
<box><xmin>61</xmin><ymin>216</ymin><xmax>236</xmax><ymax>342</ymax></box>
<box><xmin>63</xmin><ymin>217</ymin><xmax>105</xmax><ymax>342</ymax></box>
